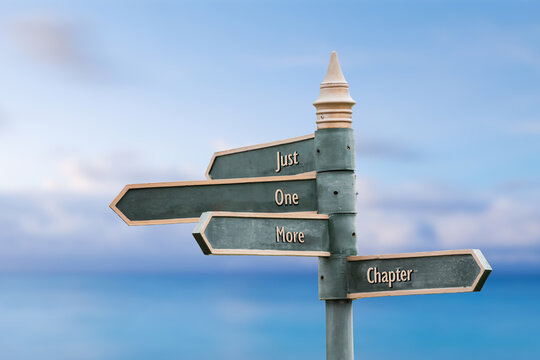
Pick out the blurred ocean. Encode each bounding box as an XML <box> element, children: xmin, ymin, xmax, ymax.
<box><xmin>0</xmin><ymin>272</ymin><xmax>538</xmax><ymax>360</ymax></box>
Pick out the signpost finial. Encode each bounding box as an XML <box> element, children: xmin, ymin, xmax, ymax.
<box><xmin>314</xmin><ymin>51</ymin><xmax>356</xmax><ymax>129</ymax></box>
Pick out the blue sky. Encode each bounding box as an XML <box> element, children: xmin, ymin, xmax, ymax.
<box><xmin>0</xmin><ymin>0</ymin><xmax>539</xmax><ymax>272</ymax></box>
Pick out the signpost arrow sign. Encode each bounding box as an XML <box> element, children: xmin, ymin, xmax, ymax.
<box><xmin>193</xmin><ymin>212</ymin><xmax>330</xmax><ymax>257</ymax></box>
<box><xmin>110</xmin><ymin>172</ymin><xmax>317</xmax><ymax>225</ymax></box>
<box><xmin>206</xmin><ymin>134</ymin><xmax>315</xmax><ymax>179</ymax></box>
<box><xmin>347</xmin><ymin>249</ymin><xmax>492</xmax><ymax>299</ymax></box>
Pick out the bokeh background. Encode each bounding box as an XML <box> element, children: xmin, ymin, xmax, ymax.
<box><xmin>0</xmin><ymin>1</ymin><xmax>539</xmax><ymax>359</ymax></box>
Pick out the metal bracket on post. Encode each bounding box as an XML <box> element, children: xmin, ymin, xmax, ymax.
<box><xmin>317</xmin><ymin>171</ymin><xmax>357</xmax><ymax>300</ymax></box>
<box><xmin>314</xmin><ymin>128</ymin><xmax>356</xmax><ymax>171</ymax></box>
<box><xmin>319</xmin><ymin>256</ymin><xmax>349</xmax><ymax>299</ymax></box>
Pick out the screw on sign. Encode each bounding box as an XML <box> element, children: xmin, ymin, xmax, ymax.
<box><xmin>110</xmin><ymin>52</ymin><xmax>492</xmax><ymax>360</ymax></box>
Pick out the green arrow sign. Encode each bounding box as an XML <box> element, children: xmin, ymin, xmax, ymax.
<box><xmin>206</xmin><ymin>134</ymin><xmax>315</xmax><ymax>179</ymax></box>
<box><xmin>110</xmin><ymin>172</ymin><xmax>317</xmax><ymax>225</ymax></box>
<box><xmin>193</xmin><ymin>212</ymin><xmax>330</xmax><ymax>257</ymax></box>
<box><xmin>346</xmin><ymin>249</ymin><xmax>491</xmax><ymax>299</ymax></box>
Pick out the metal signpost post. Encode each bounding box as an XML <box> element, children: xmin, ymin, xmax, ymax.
<box><xmin>111</xmin><ymin>51</ymin><xmax>492</xmax><ymax>360</ymax></box>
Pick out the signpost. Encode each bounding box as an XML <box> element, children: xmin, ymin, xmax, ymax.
<box><xmin>207</xmin><ymin>133</ymin><xmax>315</xmax><ymax>179</ymax></box>
<box><xmin>110</xmin><ymin>172</ymin><xmax>317</xmax><ymax>225</ymax></box>
<box><xmin>193</xmin><ymin>212</ymin><xmax>330</xmax><ymax>256</ymax></box>
<box><xmin>347</xmin><ymin>249</ymin><xmax>491</xmax><ymax>299</ymax></box>
<box><xmin>111</xmin><ymin>51</ymin><xmax>492</xmax><ymax>360</ymax></box>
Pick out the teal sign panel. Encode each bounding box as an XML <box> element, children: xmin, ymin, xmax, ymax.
<box><xmin>193</xmin><ymin>212</ymin><xmax>330</xmax><ymax>256</ymax></box>
<box><xmin>206</xmin><ymin>134</ymin><xmax>315</xmax><ymax>179</ymax></box>
<box><xmin>347</xmin><ymin>249</ymin><xmax>491</xmax><ymax>299</ymax></box>
<box><xmin>111</xmin><ymin>173</ymin><xmax>317</xmax><ymax>225</ymax></box>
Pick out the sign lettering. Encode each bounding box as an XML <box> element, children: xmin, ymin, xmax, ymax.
<box><xmin>276</xmin><ymin>151</ymin><xmax>300</xmax><ymax>173</ymax></box>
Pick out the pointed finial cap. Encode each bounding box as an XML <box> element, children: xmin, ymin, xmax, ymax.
<box><xmin>321</xmin><ymin>51</ymin><xmax>348</xmax><ymax>84</ymax></box>
<box><xmin>313</xmin><ymin>51</ymin><xmax>355</xmax><ymax>129</ymax></box>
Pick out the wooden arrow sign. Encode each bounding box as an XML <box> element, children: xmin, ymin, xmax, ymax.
<box><xmin>110</xmin><ymin>172</ymin><xmax>317</xmax><ymax>225</ymax></box>
<box><xmin>193</xmin><ymin>212</ymin><xmax>330</xmax><ymax>257</ymax></box>
<box><xmin>206</xmin><ymin>134</ymin><xmax>315</xmax><ymax>179</ymax></box>
<box><xmin>347</xmin><ymin>249</ymin><xmax>491</xmax><ymax>299</ymax></box>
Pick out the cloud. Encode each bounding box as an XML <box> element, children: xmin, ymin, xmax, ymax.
<box><xmin>41</xmin><ymin>152</ymin><xmax>200</xmax><ymax>195</ymax></box>
<box><xmin>210</xmin><ymin>137</ymin><xmax>238</xmax><ymax>152</ymax></box>
<box><xmin>0</xmin><ymin>190</ymin><xmax>203</xmax><ymax>271</ymax></box>
<box><xmin>434</xmin><ymin>197</ymin><xmax>540</xmax><ymax>247</ymax></box>
<box><xmin>497</xmin><ymin>179</ymin><xmax>540</xmax><ymax>193</ymax></box>
<box><xmin>365</xmin><ymin>182</ymin><xmax>486</xmax><ymax>214</ymax></box>
<box><xmin>0</xmin><ymin>113</ymin><xmax>7</xmax><ymax>136</ymax></box>
<box><xmin>356</xmin><ymin>139</ymin><xmax>423</xmax><ymax>161</ymax></box>
<box><xmin>0</xmin><ymin>151</ymin><xmax>212</xmax><ymax>271</ymax></box>
<box><xmin>485</xmin><ymin>28</ymin><xmax>540</xmax><ymax>71</ymax></box>
<box><xmin>355</xmin><ymin>178</ymin><xmax>540</xmax><ymax>267</ymax></box>
<box><xmin>511</xmin><ymin>121</ymin><xmax>540</xmax><ymax>135</ymax></box>
<box><xmin>6</xmin><ymin>14</ymin><xmax>103</xmax><ymax>78</ymax></box>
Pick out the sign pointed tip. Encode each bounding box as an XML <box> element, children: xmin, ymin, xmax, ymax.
<box><xmin>322</xmin><ymin>51</ymin><xmax>347</xmax><ymax>84</ymax></box>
